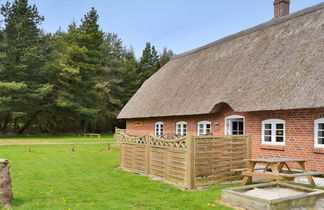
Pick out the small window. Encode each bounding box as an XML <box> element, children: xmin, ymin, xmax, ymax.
<box><xmin>315</xmin><ymin>118</ymin><xmax>324</xmax><ymax>148</ymax></box>
<box><xmin>155</xmin><ymin>122</ymin><xmax>164</xmax><ymax>137</ymax></box>
<box><xmin>262</xmin><ymin>119</ymin><xmax>285</xmax><ymax>145</ymax></box>
<box><xmin>197</xmin><ymin>121</ymin><xmax>211</xmax><ymax>136</ymax></box>
<box><xmin>176</xmin><ymin>121</ymin><xmax>187</xmax><ymax>136</ymax></box>
<box><xmin>225</xmin><ymin>115</ymin><xmax>245</xmax><ymax>135</ymax></box>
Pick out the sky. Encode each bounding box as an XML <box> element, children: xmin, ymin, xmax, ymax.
<box><xmin>7</xmin><ymin>0</ymin><xmax>324</xmax><ymax>57</ymax></box>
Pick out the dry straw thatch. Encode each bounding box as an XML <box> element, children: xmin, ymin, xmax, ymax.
<box><xmin>118</xmin><ymin>3</ymin><xmax>324</xmax><ymax>119</ymax></box>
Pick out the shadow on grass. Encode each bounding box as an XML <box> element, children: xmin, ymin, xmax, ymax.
<box><xmin>12</xmin><ymin>197</ymin><xmax>27</xmax><ymax>207</ymax></box>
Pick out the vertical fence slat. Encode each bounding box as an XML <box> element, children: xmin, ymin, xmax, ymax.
<box><xmin>120</xmin><ymin>143</ymin><xmax>123</xmax><ymax>168</ymax></box>
<box><xmin>146</xmin><ymin>135</ymin><xmax>151</xmax><ymax>175</ymax></box>
<box><xmin>186</xmin><ymin>135</ymin><xmax>195</xmax><ymax>189</ymax></box>
<box><xmin>246</xmin><ymin>135</ymin><xmax>252</xmax><ymax>159</ymax></box>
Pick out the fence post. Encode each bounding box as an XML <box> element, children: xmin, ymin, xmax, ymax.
<box><xmin>146</xmin><ymin>134</ymin><xmax>151</xmax><ymax>175</ymax></box>
<box><xmin>246</xmin><ymin>135</ymin><xmax>252</xmax><ymax>159</ymax></box>
<box><xmin>119</xmin><ymin>142</ymin><xmax>123</xmax><ymax>168</ymax></box>
<box><xmin>186</xmin><ymin>135</ymin><xmax>195</xmax><ymax>189</ymax></box>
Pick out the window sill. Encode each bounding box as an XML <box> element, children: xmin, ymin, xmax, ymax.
<box><xmin>261</xmin><ymin>145</ymin><xmax>285</xmax><ymax>151</ymax></box>
<box><xmin>313</xmin><ymin>147</ymin><xmax>324</xmax><ymax>154</ymax></box>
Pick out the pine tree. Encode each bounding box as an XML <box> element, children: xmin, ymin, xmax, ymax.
<box><xmin>136</xmin><ymin>42</ymin><xmax>160</xmax><ymax>88</ymax></box>
<box><xmin>95</xmin><ymin>33</ymin><xmax>125</xmax><ymax>131</ymax></box>
<box><xmin>0</xmin><ymin>2</ymin><xmax>174</xmax><ymax>134</ymax></box>
<box><xmin>121</xmin><ymin>47</ymin><xmax>139</xmax><ymax>104</ymax></box>
<box><xmin>0</xmin><ymin>0</ymin><xmax>54</xmax><ymax>134</ymax></box>
<box><xmin>51</xmin><ymin>8</ymin><xmax>105</xmax><ymax>132</ymax></box>
<box><xmin>158</xmin><ymin>47</ymin><xmax>173</xmax><ymax>68</ymax></box>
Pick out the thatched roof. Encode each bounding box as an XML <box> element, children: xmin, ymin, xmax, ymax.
<box><xmin>118</xmin><ymin>3</ymin><xmax>324</xmax><ymax>119</ymax></box>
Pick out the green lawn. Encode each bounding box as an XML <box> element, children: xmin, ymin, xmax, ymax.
<box><xmin>0</xmin><ymin>134</ymin><xmax>115</xmax><ymax>144</ymax></box>
<box><xmin>0</xmin><ymin>137</ymin><xmax>234</xmax><ymax>210</ymax></box>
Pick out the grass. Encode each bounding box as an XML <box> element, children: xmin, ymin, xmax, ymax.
<box><xmin>0</xmin><ymin>134</ymin><xmax>115</xmax><ymax>144</ymax></box>
<box><xmin>0</xmin><ymin>136</ymin><xmax>234</xmax><ymax>210</ymax></box>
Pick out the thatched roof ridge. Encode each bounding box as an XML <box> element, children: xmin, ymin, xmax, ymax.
<box><xmin>118</xmin><ymin>2</ymin><xmax>324</xmax><ymax>119</ymax></box>
<box><xmin>172</xmin><ymin>2</ymin><xmax>324</xmax><ymax>60</ymax></box>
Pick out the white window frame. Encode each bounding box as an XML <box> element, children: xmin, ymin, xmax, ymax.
<box><xmin>225</xmin><ymin>115</ymin><xmax>245</xmax><ymax>135</ymax></box>
<box><xmin>197</xmin><ymin>121</ymin><xmax>211</xmax><ymax>136</ymax></box>
<box><xmin>314</xmin><ymin>118</ymin><xmax>324</xmax><ymax>148</ymax></box>
<box><xmin>176</xmin><ymin>121</ymin><xmax>187</xmax><ymax>136</ymax></box>
<box><xmin>155</xmin><ymin>122</ymin><xmax>164</xmax><ymax>137</ymax></box>
<box><xmin>261</xmin><ymin>119</ymin><xmax>285</xmax><ymax>145</ymax></box>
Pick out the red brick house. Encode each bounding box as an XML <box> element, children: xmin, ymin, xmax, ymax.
<box><xmin>118</xmin><ymin>1</ymin><xmax>324</xmax><ymax>171</ymax></box>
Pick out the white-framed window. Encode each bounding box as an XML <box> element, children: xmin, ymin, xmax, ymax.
<box><xmin>197</xmin><ymin>121</ymin><xmax>211</xmax><ymax>136</ymax></box>
<box><xmin>262</xmin><ymin>119</ymin><xmax>285</xmax><ymax>145</ymax></box>
<box><xmin>225</xmin><ymin>115</ymin><xmax>245</xmax><ymax>135</ymax></box>
<box><xmin>176</xmin><ymin>121</ymin><xmax>187</xmax><ymax>136</ymax></box>
<box><xmin>315</xmin><ymin>118</ymin><xmax>324</xmax><ymax>148</ymax></box>
<box><xmin>155</xmin><ymin>122</ymin><xmax>164</xmax><ymax>136</ymax></box>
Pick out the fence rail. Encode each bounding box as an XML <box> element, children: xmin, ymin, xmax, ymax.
<box><xmin>116</xmin><ymin>130</ymin><xmax>251</xmax><ymax>189</ymax></box>
<box><xmin>0</xmin><ymin>142</ymin><xmax>116</xmax><ymax>152</ymax></box>
<box><xmin>0</xmin><ymin>142</ymin><xmax>115</xmax><ymax>146</ymax></box>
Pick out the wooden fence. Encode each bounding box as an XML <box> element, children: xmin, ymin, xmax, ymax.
<box><xmin>117</xmin><ymin>131</ymin><xmax>251</xmax><ymax>189</ymax></box>
<box><xmin>114</xmin><ymin>128</ymin><xmax>126</xmax><ymax>143</ymax></box>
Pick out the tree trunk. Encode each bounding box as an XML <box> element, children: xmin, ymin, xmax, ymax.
<box><xmin>18</xmin><ymin>111</ymin><xmax>40</xmax><ymax>134</ymax></box>
<box><xmin>83</xmin><ymin>120</ymin><xmax>87</xmax><ymax>133</ymax></box>
<box><xmin>13</xmin><ymin>118</ymin><xmax>18</xmax><ymax>134</ymax></box>
<box><xmin>1</xmin><ymin>118</ymin><xmax>10</xmax><ymax>135</ymax></box>
<box><xmin>18</xmin><ymin>119</ymin><xmax>32</xmax><ymax>134</ymax></box>
<box><xmin>0</xmin><ymin>159</ymin><xmax>13</xmax><ymax>209</ymax></box>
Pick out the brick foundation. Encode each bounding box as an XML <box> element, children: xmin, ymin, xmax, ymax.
<box><xmin>125</xmin><ymin>107</ymin><xmax>324</xmax><ymax>172</ymax></box>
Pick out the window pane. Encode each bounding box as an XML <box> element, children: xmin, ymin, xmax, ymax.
<box><xmin>206</xmin><ymin>124</ymin><xmax>211</xmax><ymax>129</ymax></box>
<box><xmin>183</xmin><ymin>124</ymin><xmax>187</xmax><ymax>129</ymax></box>
<box><xmin>319</xmin><ymin>123</ymin><xmax>324</xmax><ymax>130</ymax></box>
<box><xmin>318</xmin><ymin>138</ymin><xmax>324</xmax><ymax>145</ymax></box>
<box><xmin>265</xmin><ymin>124</ymin><xmax>272</xmax><ymax>129</ymax></box>
<box><xmin>199</xmin><ymin>124</ymin><xmax>204</xmax><ymax>129</ymax></box>
<box><xmin>233</xmin><ymin>122</ymin><xmax>238</xmax><ymax>130</ymax></box>
<box><xmin>265</xmin><ymin>136</ymin><xmax>271</xmax><ymax>142</ymax></box>
<box><xmin>276</xmin><ymin>137</ymin><xmax>284</xmax><ymax>142</ymax></box>
<box><xmin>233</xmin><ymin>131</ymin><xmax>238</xmax><ymax>135</ymax></box>
<box><xmin>276</xmin><ymin>130</ymin><xmax>284</xmax><ymax>136</ymax></box>
<box><xmin>265</xmin><ymin>130</ymin><xmax>272</xmax><ymax>135</ymax></box>
<box><xmin>318</xmin><ymin>131</ymin><xmax>324</xmax><ymax>138</ymax></box>
<box><xmin>276</xmin><ymin>124</ymin><xmax>284</xmax><ymax>129</ymax></box>
<box><xmin>206</xmin><ymin>128</ymin><xmax>211</xmax><ymax>134</ymax></box>
<box><xmin>239</xmin><ymin>122</ymin><xmax>244</xmax><ymax>130</ymax></box>
<box><xmin>199</xmin><ymin>129</ymin><xmax>204</xmax><ymax>135</ymax></box>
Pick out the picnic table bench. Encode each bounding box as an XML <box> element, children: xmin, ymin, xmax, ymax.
<box><xmin>79</xmin><ymin>133</ymin><xmax>101</xmax><ymax>139</ymax></box>
<box><xmin>238</xmin><ymin>158</ymin><xmax>324</xmax><ymax>187</ymax></box>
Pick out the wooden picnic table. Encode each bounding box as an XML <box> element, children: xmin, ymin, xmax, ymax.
<box><xmin>241</xmin><ymin>158</ymin><xmax>324</xmax><ymax>187</ymax></box>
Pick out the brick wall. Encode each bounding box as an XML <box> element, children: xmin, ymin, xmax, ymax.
<box><xmin>274</xmin><ymin>0</ymin><xmax>290</xmax><ymax>18</ymax></box>
<box><xmin>125</xmin><ymin>107</ymin><xmax>324</xmax><ymax>171</ymax></box>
